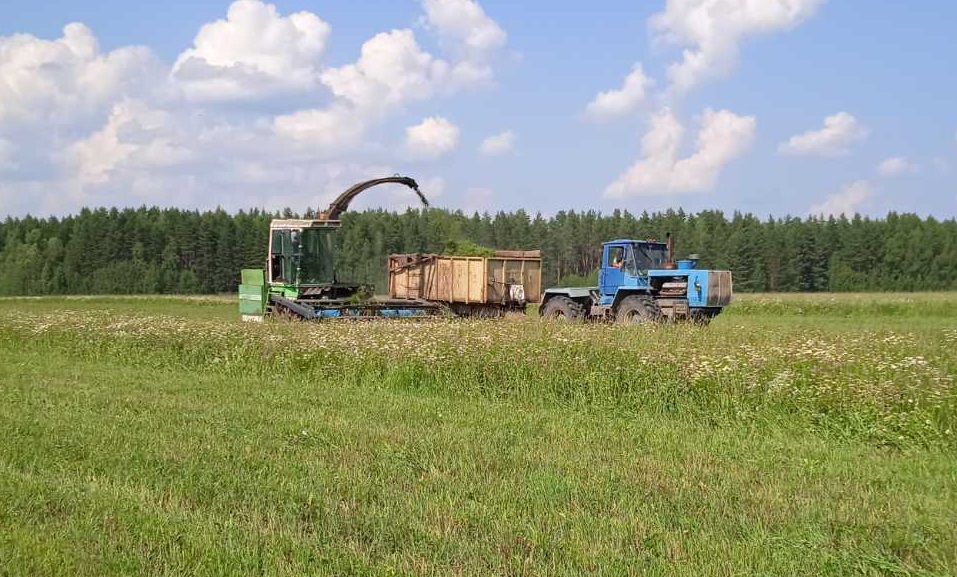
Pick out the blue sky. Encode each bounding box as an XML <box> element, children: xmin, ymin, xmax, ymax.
<box><xmin>1</xmin><ymin>0</ymin><xmax>955</xmax><ymax>220</ymax></box>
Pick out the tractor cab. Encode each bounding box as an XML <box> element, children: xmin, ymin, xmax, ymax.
<box><xmin>268</xmin><ymin>219</ymin><xmax>338</xmax><ymax>288</ymax></box>
<box><xmin>599</xmin><ymin>239</ymin><xmax>673</xmax><ymax>297</ymax></box>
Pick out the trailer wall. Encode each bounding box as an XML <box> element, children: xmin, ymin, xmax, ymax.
<box><xmin>388</xmin><ymin>252</ymin><xmax>542</xmax><ymax>305</ymax></box>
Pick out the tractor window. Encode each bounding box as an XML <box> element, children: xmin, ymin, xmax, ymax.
<box><xmin>634</xmin><ymin>243</ymin><xmax>669</xmax><ymax>271</ymax></box>
<box><xmin>607</xmin><ymin>246</ymin><xmax>625</xmax><ymax>269</ymax></box>
<box><xmin>297</xmin><ymin>228</ymin><xmax>337</xmax><ymax>284</ymax></box>
<box><xmin>270</xmin><ymin>230</ymin><xmax>292</xmax><ymax>282</ymax></box>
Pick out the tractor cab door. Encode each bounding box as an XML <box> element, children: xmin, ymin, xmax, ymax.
<box><xmin>599</xmin><ymin>244</ymin><xmax>627</xmax><ymax>296</ymax></box>
<box><xmin>269</xmin><ymin>229</ymin><xmax>298</xmax><ymax>284</ymax></box>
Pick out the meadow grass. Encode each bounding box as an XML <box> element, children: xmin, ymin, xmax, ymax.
<box><xmin>0</xmin><ymin>293</ymin><xmax>955</xmax><ymax>575</ymax></box>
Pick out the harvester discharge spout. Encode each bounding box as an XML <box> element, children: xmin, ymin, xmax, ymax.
<box><xmin>319</xmin><ymin>175</ymin><xmax>429</xmax><ymax>221</ymax></box>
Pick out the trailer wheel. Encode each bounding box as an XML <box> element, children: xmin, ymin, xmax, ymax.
<box><xmin>615</xmin><ymin>295</ymin><xmax>662</xmax><ymax>325</ymax></box>
<box><xmin>540</xmin><ymin>296</ymin><xmax>584</xmax><ymax>321</ymax></box>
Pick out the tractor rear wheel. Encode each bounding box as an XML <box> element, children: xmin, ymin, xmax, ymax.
<box><xmin>615</xmin><ymin>295</ymin><xmax>662</xmax><ymax>325</ymax></box>
<box><xmin>540</xmin><ymin>296</ymin><xmax>584</xmax><ymax>321</ymax></box>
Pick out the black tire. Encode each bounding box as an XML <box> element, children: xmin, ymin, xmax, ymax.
<box><xmin>615</xmin><ymin>295</ymin><xmax>662</xmax><ymax>325</ymax></box>
<box><xmin>540</xmin><ymin>296</ymin><xmax>584</xmax><ymax>321</ymax></box>
<box><xmin>689</xmin><ymin>309</ymin><xmax>717</xmax><ymax>326</ymax></box>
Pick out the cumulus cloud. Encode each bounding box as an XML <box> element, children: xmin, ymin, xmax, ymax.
<box><xmin>809</xmin><ymin>180</ymin><xmax>873</xmax><ymax>218</ymax></box>
<box><xmin>421</xmin><ymin>0</ymin><xmax>506</xmax><ymax>54</ymax></box>
<box><xmin>171</xmin><ymin>0</ymin><xmax>330</xmax><ymax>100</ymax></box>
<box><xmin>778</xmin><ymin>112</ymin><xmax>867</xmax><ymax>157</ymax></box>
<box><xmin>309</xmin><ymin>3</ymin><xmax>507</xmax><ymax>154</ymax></box>
<box><xmin>478</xmin><ymin>130</ymin><xmax>515</xmax><ymax>156</ymax></box>
<box><xmin>877</xmin><ymin>156</ymin><xmax>918</xmax><ymax>178</ymax></box>
<box><xmin>604</xmin><ymin>108</ymin><xmax>756</xmax><ymax>198</ymax></box>
<box><xmin>0</xmin><ymin>0</ymin><xmax>510</xmax><ymax>217</ymax></box>
<box><xmin>403</xmin><ymin>116</ymin><xmax>460</xmax><ymax>160</ymax></box>
<box><xmin>65</xmin><ymin>99</ymin><xmax>193</xmax><ymax>187</ymax></box>
<box><xmin>419</xmin><ymin>0</ymin><xmax>507</xmax><ymax>85</ymax></box>
<box><xmin>272</xmin><ymin>105</ymin><xmax>367</xmax><ymax>154</ymax></box>
<box><xmin>585</xmin><ymin>64</ymin><xmax>655</xmax><ymax>122</ymax></box>
<box><xmin>0</xmin><ymin>22</ymin><xmax>160</xmax><ymax>127</ymax></box>
<box><xmin>320</xmin><ymin>29</ymin><xmax>449</xmax><ymax>114</ymax></box>
<box><xmin>586</xmin><ymin>1</ymin><xmax>825</xmax><ymax>201</ymax></box>
<box><xmin>319</xmin><ymin>1</ymin><xmax>507</xmax><ymax>116</ymax></box>
<box><xmin>650</xmin><ymin>0</ymin><xmax>828</xmax><ymax>95</ymax></box>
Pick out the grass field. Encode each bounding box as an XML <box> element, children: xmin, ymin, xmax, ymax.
<box><xmin>0</xmin><ymin>293</ymin><xmax>955</xmax><ymax>575</ymax></box>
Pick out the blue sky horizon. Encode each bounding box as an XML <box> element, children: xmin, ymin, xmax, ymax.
<box><xmin>1</xmin><ymin>0</ymin><xmax>955</xmax><ymax>220</ymax></box>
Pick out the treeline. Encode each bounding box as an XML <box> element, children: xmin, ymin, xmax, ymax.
<box><xmin>2</xmin><ymin>205</ymin><xmax>957</xmax><ymax>296</ymax></box>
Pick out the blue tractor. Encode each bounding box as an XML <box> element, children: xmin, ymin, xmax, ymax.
<box><xmin>538</xmin><ymin>234</ymin><xmax>733</xmax><ymax>324</ymax></box>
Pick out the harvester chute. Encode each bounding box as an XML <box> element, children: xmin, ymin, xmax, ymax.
<box><xmin>318</xmin><ymin>175</ymin><xmax>428</xmax><ymax>221</ymax></box>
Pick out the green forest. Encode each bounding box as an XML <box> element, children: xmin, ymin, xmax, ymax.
<box><xmin>2</xmin><ymin>205</ymin><xmax>956</xmax><ymax>296</ymax></box>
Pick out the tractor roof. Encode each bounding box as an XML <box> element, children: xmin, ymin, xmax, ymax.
<box><xmin>604</xmin><ymin>238</ymin><xmax>667</xmax><ymax>245</ymax></box>
<box><xmin>270</xmin><ymin>219</ymin><xmax>341</xmax><ymax>230</ymax></box>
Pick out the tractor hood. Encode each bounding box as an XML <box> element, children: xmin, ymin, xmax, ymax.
<box><xmin>649</xmin><ymin>268</ymin><xmax>733</xmax><ymax>308</ymax></box>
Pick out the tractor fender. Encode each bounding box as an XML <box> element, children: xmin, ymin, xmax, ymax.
<box><xmin>611</xmin><ymin>288</ymin><xmax>653</xmax><ymax>311</ymax></box>
<box><xmin>539</xmin><ymin>288</ymin><xmax>594</xmax><ymax>315</ymax></box>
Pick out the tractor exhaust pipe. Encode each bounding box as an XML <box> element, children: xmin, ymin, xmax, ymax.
<box><xmin>664</xmin><ymin>232</ymin><xmax>676</xmax><ymax>269</ymax></box>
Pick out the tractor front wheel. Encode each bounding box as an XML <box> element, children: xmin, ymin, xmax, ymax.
<box><xmin>540</xmin><ymin>296</ymin><xmax>584</xmax><ymax>321</ymax></box>
<box><xmin>615</xmin><ymin>295</ymin><xmax>662</xmax><ymax>325</ymax></box>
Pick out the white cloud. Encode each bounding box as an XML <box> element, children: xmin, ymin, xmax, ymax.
<box><xmin>604</xmin><ymin>107</ymin><xmax>756</xmax><ymax>198</ymax></box>
<box><xmin>877</xmin><ymin>156</ymin><xmax>918</xmax><ymax>178</ymax></box>
<box><xmin>273</xmin><ymin>105</ymin><xmax>367</xmax><ymax>154</ymax></box>
<box><xmin>65</xmin><ymin>99</ymin><xmax>193</xmax><ymax>186</ymax></box>
<box><xmin>0</xmin><ymin>23</ymin><xmax>160</xmax><ymax>126</ymax></box>
<box><xmin>650</xmin><ymin>0</ymin><xmax>827</xmax><ymax>95</ymax></box>
<box><xmin>478</xmin><ymin>130</ymin><xmax>515</xmax><ymax>156</ymax></box>
<box><xmin>0</xmin><ymin>1</ymin><xmax>510</xmax><ymax>218</ymax></box>
<box><xmin>421</xmin><ymin>0</ymin><xmax>506</xmax><ymax>54</ymax></box>
<box><xmin>588</xmin><ymin>1</ymin><xmax>825</xmax><ymax>203</ymax></box>
<box><xmin>585</xmin><ymin>64</ymin><xmax>655</xmax><ymax>122</ymax></box>
<box><xmin>809</xmin><ymin>180</ymin><xmax>874</xmax><ymax>218</ymax></box>
<box><xmin>778</xmin><ymin>112</ymin><xmax>867</xmax><ymax>157</ymax></box>
<box><xmin>320</xmin><ymin>29</ymin><xmax>450</xmax><ymax>114</ymax></box>
<box><xmin>171</xmin><ymin>0</ymin><xmax>330</xmax><ymax>100</ymax></box>
<box><xmin>419</xmin><ymin>0</ymin><xmax>506</xmax><ymax>86</ymax></box>
<box><xmin>277</xmin><ymin>1</ymin><xmax>505</xmax><ymax>159</ymax></box>
<box><xmin>404</xmin><ymin>116</ymin><xmax>461</xmax><ymax>160</ymax></box>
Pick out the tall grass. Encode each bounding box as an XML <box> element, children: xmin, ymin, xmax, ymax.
<box><xmin>0</xmin><ymin>295</ymin><xmax>954</xmax><ymax>450</ymax></box>
<box><xmin>0</xmin><ymin>295</ymin><xmax>955</xmax><ymax>575</ymax></box>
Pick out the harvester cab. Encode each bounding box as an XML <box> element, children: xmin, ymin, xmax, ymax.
<box><xmin>539</xmin><ymin>233</ymin><xmax>733</xmax><ymax>324</ymax></box>
<box><xmin>240</xmin><ymin>175</ymin><xmax>443</xmax><ymax>321</ymax></box>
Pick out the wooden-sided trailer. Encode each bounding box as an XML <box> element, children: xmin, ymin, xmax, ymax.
<box><xmin>387</xmin><ymin>250</ymin><xmax>543</xmax><ymax>317</ymax></box>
